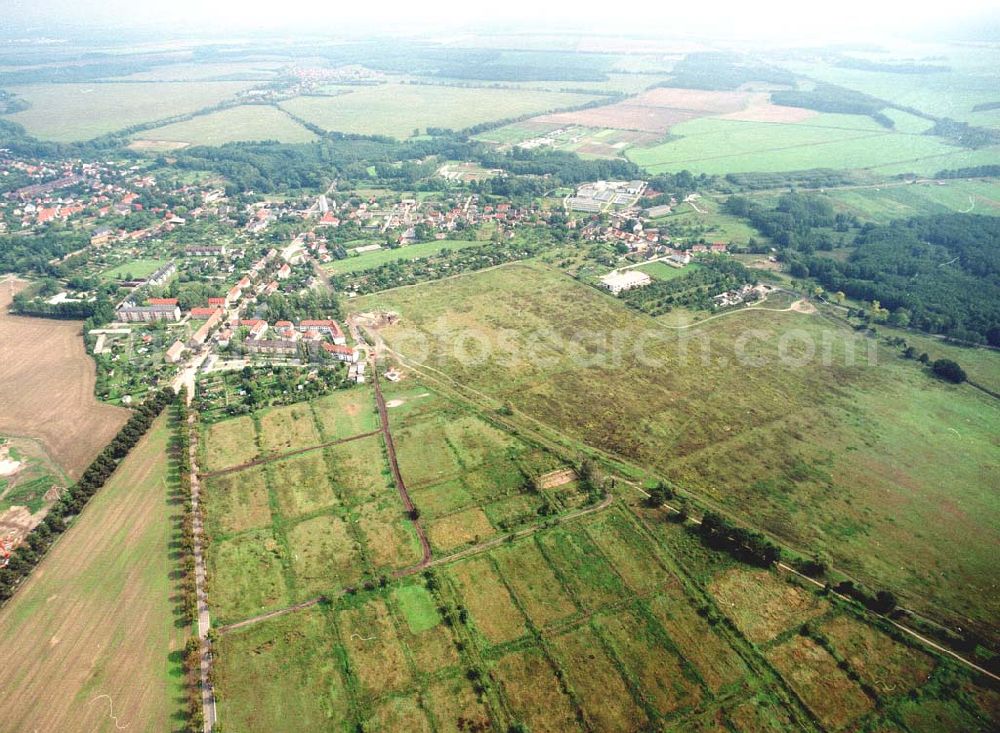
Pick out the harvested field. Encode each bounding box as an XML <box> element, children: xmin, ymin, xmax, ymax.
<box><xmin>215</xmin><ymin>607</ymin><xmax>351</xmax><ymax>732</ymax></box>
<box><xmin>203</xmin><ymin>465</ymin><xmax>272</xmax><ymax>535</ymax></box>
<box><xmin>201</xmin><ymin>415</ymin><xmax>258</xmax><ymax>472</ymax></box>
<box><xmin>258</xmin><ymin>403</ymin><xmax>321</xmax><ymax>454</ymax></box>
<box><xmin>491</xmin><ymin>649</ymin><xmax>579</xmax><ymax>733</ymax></box>
<box><xmin>635</xmin><ymin>87</ymin><xmax>752</xmax><ymax>113</ymax></box>
<box><xmin>0</xmin><ymin>282</ymin><xmax>127</xmax><ymax>478</ymax></box>
<box><xmin>339</xmin><ymin>597</ymin><xmax>411</xmax><ymax>699</ymax></box>
<box><xmin>426</xmin><ymin>675</ymin><xmax>493</xmax><ymax>733</ymax></box>
<box><xmin>535</xmin><ymin>103</ymin><xmax>699</xmax><ymax>133</ymax></box>
<box><xmin>767</xmin><ymin>634</ymin><xmax>874</xmax><ymax>730</ymax></box>
<box><xmin>708</xmin><ymin>568</ymin><xmax>828</xmax><ymax>644</ymax></box>
<box><xmin>427</xmin><ymin>506</ymin><xmax>495</xmax><ymax>552</ymax></box>
<box><xmin>821</xmin><ymin>615</ymin><xmax>935</xmax><ymax>694</ymax></box>
<box><xmin>550</xmin><ymin>624</ymin><xmax>648</xmax><ymax>732</ymax></box>
<box><xmin>597</xmin><ymin>608</ymin><xmax>703</xmax><ymax>716</ymax></box>
<box><xmin>0</xmin><ymin>417</ymin><xmax>184</xmax><ymax>732</ymax></box>
<box><xmin>493</xmin><ymin>539</ymin><xmax>577</xmax><ymax>628</ymax></box>
<box><xmin>449</xmin><ymin>556</ymin><xmax>527</xmax><ymax>645</ymax></box>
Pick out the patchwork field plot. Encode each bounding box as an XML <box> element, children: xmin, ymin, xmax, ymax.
<box><xmin>4</xmin><ymin>81</ymin><xmax>253</xmax><ymax>141</ymax></box>
<box><xmin>258</xmin><ymin>402</ymin><xmax>321</xmax><ymax>454</ymax></box>
<box><xmin>311</xmin><ymin>387</ymin><xmax>379</xmax><ymax>440</ymax></box>
<box><xmin>0</xmin><ymin>284</ymin><xmax>128</xmax><ymax>478</ymax></box>
<box><xmin>215</xmin><ymin>607</ymin><xmax>351</xmax><ymax>733</ymax></box>
<box><xmin>357</xmin><ymin>262</ymin><xmax>1000</xmax><ymax>633</ymax></box>
<box><xmin>201</xmin><ymin>414</ymin><xmax>258</xmax><ymax>472</ymax></box>
<box><xmin>0</xmin><ymin>417</ymin><xmax>184</xmax><ymax>732</ymax></box>
<box><xmin>132</xmin><ymin>104</ymin><xmax>317</xmax><ymax>148</ymax></box>
<box><xmin>280</xmin><ymin>84</ymin><xmax>600</xmax><ymax>138</ymax></box>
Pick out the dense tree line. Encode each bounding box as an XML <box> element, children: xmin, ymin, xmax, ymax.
<box><xmin>0</xmin><ymin>228</ymin><xmax>91</xmax><ymax>274</ymax></box>
<box><xmin>771</xmin><ymin>83</ymin><xmax>895</xmax><ymax>127</ymax></box>
<box><xmin>619</xmin><ymin>257</ymin><xmax>756</xmax><ymax>316</ymax></box>
<box><xmin>661</xmin><ymin>52</ymin><xmax>795</xmax><ymax>91</ymax></box>
<box><xmin>723</xmin><ymin>192</ymin><xmax>853</xmax><ymax>251</ymax></box>
<box><xmin>10</xmin><ymin>292</ymin><xmax>114</xmax><ymax>322</ymax></box>
<box><xmin>697</xmin><ymin>511</ymin><xmax>781</xmax><ymax>567</ymax></box>
<box><xmin>926</xmin><ymin>118</ymin><xmax>1000</xmax><ymax>149</ymax></box>
<box><xmin>934</xmin><ymin>164</ymin><xmax>1000</xmax><ymax>178</ymax></box>
<box><xmin>802</xmin><ymin>215</ymin><xmax>1000</xmax><ymax>345</ymax></box>
<box><xmin>0</xmin><ymin>389</ymin><xmax>173</xmax><ymax>603</ymax></box>
<box><xmin>261</xmin><ymin>290</ymin><xmax>344</xmax><ymax>322</ymax></box>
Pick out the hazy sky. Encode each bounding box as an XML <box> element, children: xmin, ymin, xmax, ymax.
<box><xmin>5</xmin><ymin>0</ymin><xmax>999</xmax><ymax>42</ymax></box>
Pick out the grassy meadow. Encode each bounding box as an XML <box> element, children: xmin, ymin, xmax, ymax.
<box><xmin>4</xmin><ymin>81</ymin><xmax>254</xmax><ymax>141</ymax></box>
<box><xmin>133</xmin><ymin>105</ymin><xmax>317</xmax><ymax>147</ymax></box>
<box><xmin>357</xmin><ymin>262</ymin><xmax>1000</xmax><ymax>634</ymax></box>
<box><xmin>324</xmin><ymin>239</ymin><xmax>485</xmax><ymax>276</ymax></box>
<box><xmin>279</xmin><ymin>84</ymin><xmax>600</xmax><ymax>138</ymax></box>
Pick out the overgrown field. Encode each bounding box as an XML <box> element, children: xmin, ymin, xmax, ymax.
<box><xmin>357</xmin><ymin>262</ymin><xmax>1000</xmax><ymax>635</ymax></box>
<box><xmin>279</xmin><ymin>84</ymin><xmax>600</xmax><ymax>138</ymax></box>
<box><xmin>0</xmin><ymin>416</ymin><xmax>186</xmax><ymax>731</ymax></box>
<box><xmin>3</xmin><ymin>81</ymin><xmax>254</xmax><ymax>141</ymax></box>
<box><xmin>0</xmin><ymin>283</ymin><xmax>128</xmax><ymax>477</ymax></box>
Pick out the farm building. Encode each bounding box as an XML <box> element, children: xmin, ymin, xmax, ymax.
<box><xmin>600</xmin><ymin>270</ymin><xmax>652</xmax><ymax>294</ymax></box>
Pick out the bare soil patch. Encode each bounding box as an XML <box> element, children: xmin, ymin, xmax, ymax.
<box><xmin>635</xmin><ymin>87</ymin><xmax>752</xmax><ymax>113</ymax></box>
<box><xmin>0</xmin><ymin>281</ymin><xmax>128</xmax><ymax>477</ymax></box>
<box><xmin>535</xmin><ymin>104</ymin><xmax>699</xmax><ymax>134</ymax></box>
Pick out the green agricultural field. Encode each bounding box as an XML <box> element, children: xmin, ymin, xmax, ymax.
<box><xmin>627</xmin><ymin>114</ymin><xmax>973</xmax><ymax>174</ymax></box>
<box><xmin>3</xmin><ymin>81</ymin><xmax>254</xmax><ymax>141</ymax></box>
<box><xmin>99</xmin><ymin>258</ymin><xmax>170</xmax><ymax>282</ymax></box>
<box><xmin>357</xmin><ymin>262</ymin><xmax>1000</xmax><ymax>634</ymax></box>
<box><xmin>310</xmin><ymin>386</ymin><xmax>379</xmax><ymax>440</ymax></box>
<box><xmin>279</xmin><ymin>84</ymin><xmax>599</xmax><ymax>138</ymax></box>
<box><xmin>132</xmin><ymin>105</ymin><xmax>317</xmax><ymax>147</ymax></box>
<box><xmin>324</xmin><ymin>239</ymin><xmax>484</xmax><ymax>275</ymax></box>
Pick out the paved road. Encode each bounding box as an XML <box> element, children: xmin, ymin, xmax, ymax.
<box><xmin>188</xmin><ymin>414</ymin><xmax>219</xmax><ymax>732</ymax></box>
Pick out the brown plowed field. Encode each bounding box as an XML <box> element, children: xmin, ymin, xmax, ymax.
<box><xmin>0</xmin><ymin>280</ymin><xmax>127</xmax><ymax>477</ymax></box>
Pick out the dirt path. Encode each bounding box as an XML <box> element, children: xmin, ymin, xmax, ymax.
<box><xmin>372</xmin><ymin>357</ymin><xmax>432</xmax><ymax>566</ymax></box>
<box><xmin>188</xmin><ymin>414</ymin><xmax>219</xmax><ymax>732</ymax></box>
<box><xmin>199</xmin><ymin>429</ymin><xmax>381</xmax><ymax>479</ymax></box>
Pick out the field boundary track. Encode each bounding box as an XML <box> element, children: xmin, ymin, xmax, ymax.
<box><xmin>199</xmin><ymin>429</ymin><xmax>380</xmax><ymax>478</ymax></box>
<box><xmin>188</xmin><ymin>415</ymin><xmax>219</xmax><ymax>732</ymax></box>
<box><xmin>372</xmin><ymin>358</ymin><xmax>432</xmax><ymax>565</ymax></box>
